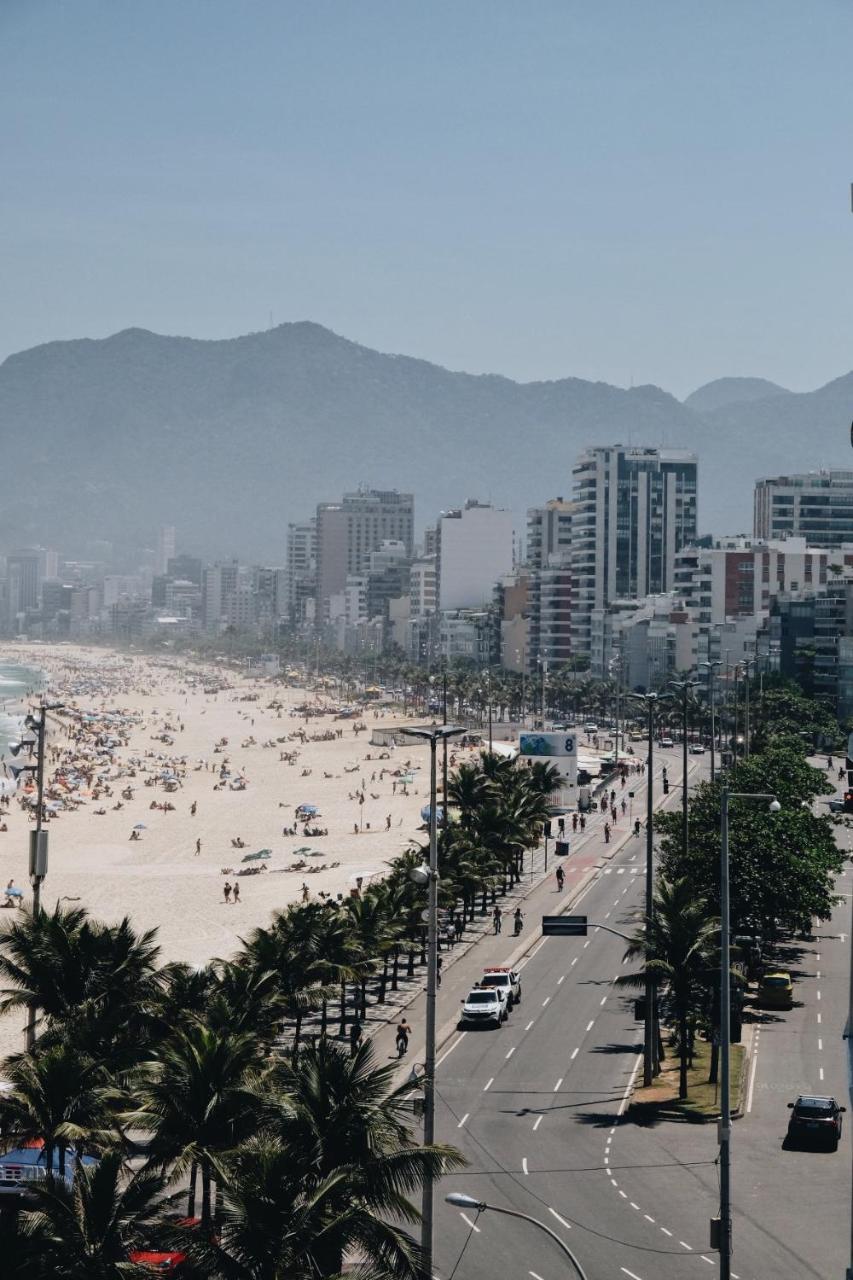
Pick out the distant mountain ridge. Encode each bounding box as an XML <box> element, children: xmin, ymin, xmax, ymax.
<box><xmin>0</xmin><ymin>322</ymin><xmax>849</xmax><ymax>558</ymax></box>
<box><xmin>684</xmin><ymin>376</ymin><xmax>790</xmax><ymax>413</ymax></box>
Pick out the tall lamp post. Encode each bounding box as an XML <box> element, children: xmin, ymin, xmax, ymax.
<box><xmin>400</xmin><ymin>723</ymin><xmax>465</xmax><ymax>1280</ymax></box>
<box><xmin>445</xmin><ymin>1194</ymin><xmax>589</xmax><ymax>1280</ymax></box>
<box><xmin>669</xmin><ymin>679</ymin><xmax>698</xmax><ymax>859</ymax></box>
<box><xmin>630</xmin><ymin>691</ymin><xmax>660</xmax><ymax>1087</ymax></box>
<box><xmin>718</xmin><ymin>788</ymin><xmax>780</xmax><ymax>1280</ymax></box>
<box><xmin>14</xmin><ymin>700</ymin><xmax>64</xmax><ymax>1050</ymax></box>
<box><xmin>699</xmin><ymin>660</ymin><xmax>722</xmax><ymax>784</ymax></box>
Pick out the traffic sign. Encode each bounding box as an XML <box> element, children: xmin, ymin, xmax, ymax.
<box><xmin>542</xmin><ymin>915</ymin><xmax>587</xmax><ymax>936</ymax></box>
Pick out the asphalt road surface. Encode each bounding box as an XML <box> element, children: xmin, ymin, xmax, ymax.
<box><xmin>430</xmin><ymin>749</ymin><xmax>853</xmax><ymax>1280</ymax></box>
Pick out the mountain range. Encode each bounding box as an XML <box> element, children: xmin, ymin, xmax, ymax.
<box><xmin>0</xmin><ymin>322</ymin><xmax>850</xmax><ymax>560</ymax></box>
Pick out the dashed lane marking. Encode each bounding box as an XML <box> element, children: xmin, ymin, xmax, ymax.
<box><xmin>586</xmin><ymin>1020</ymin><xmax>595</xmax><ymax>1031</ymax></box>
<box><xmin>483</xmin><ymin>1077</ymin><xmax>493</xmax><ymax>1091</ymax></box>
<box><xmin>600</xmin><ymin>995</ymin><xmax>608</xmax><ymax>1006</ymax></box>
<box><xmin>533</xmin><ymin>1115</ymin><xmax>543</xmax><ymax>1131</ymax></box>
<box><xmin>660</xmin><ymin>1227</ymin><xmax>673</xmax><ymax>1237</ymax></box>
<box><xmin>554</xmin><ymin>1077</ymin><xmax>563</xmax><ymax>1091</ymax></box>
<box><xmin>505</xmin><ymin>1047</ymin><xmax>516</xmax><ymax>1059</ymax></box>
<box><xmin>542</xmin><ymin>997</ymin><xmax>551</xmax><ymax>1007</ymax></box>
<box><xmin>621</xmin><ymin>1270</ymin><xmax>643</xmax><ymax>1280</ymax></box>
<box><xmin>558</xmin><ymin>975</ymin><xmax>565</xmax><ymax>984</ymax></box>
<box><xmin>525</xmin><ymin>1020</ymin><xmax>534</xmax><ymax>1030</ymax></box>
<box><xmin>548</xmin><ymin>1207</ymin><xmax>572</xmax><ymax>1231</ymax></box>
<box><xmin>522</xmin><ymin>1157</ymin><xmax>529</xmax><ymax>1176</ymax></box>
<box><xmin>456</xmin><ymin>1113</ymin><xmax>469</xmax><ymax>1128</ymax></box>
<box><xmin>459</xmin><ymin>1212</ymin><xmax>480</xmax><ymax>1233</ymax></box>
<box><xmin>570</xmin><ymin>1047</ymin><xmax>579</xmax><ymax>1060</ymax></box>
<box><xmin>436</xmin><ymin>1034</ymin><xmax>465</xmax><ymax>1068</ymax></box>
<box><xmin>679</xmin><ymin>1241</ymin><xmax>693</xmax><ymax>1250</ymax></box>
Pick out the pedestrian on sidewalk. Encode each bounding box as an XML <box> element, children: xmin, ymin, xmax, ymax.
<box><xmin>558</xmin><ymin>816</ymin><xmax>565</xmax><ymax>836</ymax></box>
<box><xmin>513</xmin><ymin>907</ymin><xmax>524</xmax><ymax>936</ymax></box>
<box><xmin>492</xmin><ymin>905</ymin><xmax>502</xmax><ymax>934</ymax></box>
<box><xmin>349</xmin><ymin>1019</ymin><xmax>363</xmax><ymax>1057</ymax></box>
<box><xmin>437</xmin><ymin>954</ymin><xmax>443</xmax><ymax>986</ymax></box>
<box><xmin>454</xmin><ymin>912</ymin><xmax>464</xmax><ymax>941</ymax></box>
<box><xmin>579</xmin><ymin>814</ymin><xmax>586</xmax><ymax>831</ymax></box>
<box><xmin>572</xmin><ymin>813</ymin><xmax>578</xmax><ymax>832</ymax></box>
<box><xmin>604</xmin><ymin>822</ymin><xmax>611</xmax><ymax>844</ymax></box>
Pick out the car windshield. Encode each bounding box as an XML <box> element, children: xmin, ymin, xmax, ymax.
<box><xmin>481</xmin><ymin>975</ymin><xmax>506</xmax><ymax>986</ymax></box>
<box><xmin>467</xmin><ymin>992</ymin><xmax>497</xmax><ymax>1005</ymax></box>
<box><xmin>763</xmin><ymin>976</ymin><xmax>790</xmax><ymax>987</ymax></box>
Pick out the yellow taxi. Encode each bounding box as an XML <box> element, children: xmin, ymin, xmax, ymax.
<box><xmin>758</xmin><ymin>970</ymin><xmax>793</xmax><ymax>1009</ymax></box>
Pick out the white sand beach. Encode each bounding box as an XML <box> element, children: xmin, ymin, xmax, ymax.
<box><xmin>0</xmin><ymin>644</ymin><xmax>462</xmax><ymax>1056</ymax></box>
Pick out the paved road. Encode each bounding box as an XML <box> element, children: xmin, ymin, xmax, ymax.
<box><xmin>428</xmin><ymin>750</ymin><xmax>853</xmax><ymax>1280</ymax></box>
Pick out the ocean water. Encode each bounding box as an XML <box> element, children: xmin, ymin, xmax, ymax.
<box><xmin>0</xmin><ymin>661</ymin><xmax>44</xmax><ymax>755</ymax></box>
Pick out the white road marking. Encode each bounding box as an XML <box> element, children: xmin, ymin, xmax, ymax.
<box><xmin>542</xmin><ymin>997</ymin><xmax>551</xmax><ymax>1007</ymax></box>
<box><xmin>818</xmin><ymin>1012</ymin><xmax>822</xmax><ymax>1024</ymax></box>
<box><xmin>483</xmin><ymin>1077</ymin><xmax>493</xmax><ymax>1091</ymax></box>
<box><xmin>818</xmin><ymin>1038</ymin><xmax>823</xmax><ymax>1051</ymax></box>
<box><xmin>505</xmin><ymin>1047</ymin><xmax>515</xmax><ymax>1059</ymax></box>
<box><xmin>661</xmin><ymin>1227</ymin><xmax>673</xmax><ymax>1237</ymax></box>
<box><xmin>820</xmin><ymin>1067</ymin><xmax>825</xmax><ymax>1081</ymax></box>
<box><xmin>456</xmin><ymin>1113</ymin><xmax>469</xmax><ymax>1128</ymax></box>
<box><xmin>746</xmin><ymin>1043</ymin><xmax>760</xmax><ymax>1114</ymax></box>
<box><xmin>586</xmin><ymin>1020</ymin><xmax>595</xmax><ymax>1031</ymax></box>
<box><xmin>533</xmin><ymin>1114</ymin><xmax>543</xmax><ymax>1131</ymax></box>
<box><xmin>619</xmin><ymin>1189</ymin><xmax>627</xmax><ymax>1199</ymax></box>
<box><xmin>558</xmin><ymin>975</ymin><xmax>565</xmax><ymax>984</ymax></box>
<box><xmin>680</xmin><ymin>1241</ymin><xmax>693</xmax><ymax>1250</ymax></box>
<box><xmin>604</xmin><ymin>911</ymin><xmax>611</xmax><ymax>920</ymax></box>
<box><xmin>594</xmin><ymin>926</ymin><xmax>601</xmax><ymax>933</ymax></box>
<box><xmin>436</xmin><ymin>1034</ymin><xmax>465</xmax><ymax>1068</ymax></box>
<box><xmin>548</xmin><ymin>1207</ymin><xmax>572</xmax><ymax>1230</ymax></box>
<box><xmin>525</xmin><ymin>1020</ymin><xmax>534</xmax><ymax>1030</ymax></box>
<box><xmin>459</xmin><ymin>1212</ymin><xmax>480</xmax><ymax>1233</ymax></box>
<box><xmin>522</xmin><ymin>1157</ymin><xmax>529</xmax><ymax>1176</ymax></box>
<box><xmin>600</xmin><ymin>995</ymin><xmax>608</xmax><ymax>1006</ymax></box>
<box><xmin>570</xmin><ymin>1047</ymin><xmax>579</xmax><ymax>1060</ymax></box>
<box><xmin>530</xmin><ymin>1272</ymin><xmax>545</xmax><ymax>1280</ymax></box>
<box><xmin>571</xmin><ymin>957</ymin><xmax>578</xmax><ymax>967</ymax></box>
<box><xmin>700</xmin><ymin>1257</ymin><xmax>714</xmax><ymax>1266</ymax></box>
<box><xmin>817</xmin><ymin>990</ymin><xmax>821</xmax><ymax>1001</ymax></box>
<box><xmin>617</xmin><ymin>868</ymin><xmax>626</xmax><ymax>875</ymax></box>
<box><xmin>618</xmin><ymin>1050</ymin><xmax>644</xmax><ymax>1116</ymax></box>
<box><xmin>817</xmin><ymin>971</ymin><xmax>821</xmax><ymax>979</ymax></box>
<box><xmin>644</xmin><ymin>1213</ymin><xmax>655</xmax><ymax>1223</ymax></box>
<box><xmin>630</xmin><ymin>1201</ymin><xmax>640</xmax><ymax>1210</ymax></box>
<box><xmin>621</xmin><ymin>1270</ymin><xmax>643</xmax><ymax>1280</ymax></box>
<box><xmin>554</xmin><ymin>1077</ymin><xmax>563</xmax><ymax>1091</ymax></box>
<box><xmin>583</xmin><ymin>940</ymin><xmax>590</xmax><ymax>949</ymax></box>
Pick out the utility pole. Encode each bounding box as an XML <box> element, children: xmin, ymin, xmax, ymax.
<box><xmin>700</xmin><ymin>660</ymin><xmax>721</xmax><ymax>784</ymax></box>
<box><xmin>631</xmin><ymin>691</ymin><xmax>658</xmax><ymax>1087</ymax></box>
<box><xmin>400</xmin><ymin>723</ymin><xmax>465</xmax><ymax>1280</ymax></box>
<box><xmin>21</xmin><ymin>700</ymin><xmax>62</xmax><ymax>1051</ymax></box>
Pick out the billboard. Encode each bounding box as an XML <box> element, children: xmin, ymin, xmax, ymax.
<box><xmin>519</xmin><ymin>732</ymin><xmax>576</xmax><ymax>758</ymax></box>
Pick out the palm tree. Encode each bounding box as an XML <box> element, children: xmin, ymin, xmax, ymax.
<box><xmin>446</xmin><ymin>762</ymin><xmax>491</xmax><ymax>830</ymax></box>
<box><xmin>0</xmin><ymin>1045</ymin><xmax>111</xmax><ymax>1180</ymax></box>
<box><xmin>126</xmin><ymin>1022</ymin><xmax>265</xmax><ymax>1228</ymax></box>
<box><xmin>241</xmin><ymin>905</ymin><xmax>336</xmax><ymax>1054</ymax></box>
<box><xmin>18</xmin><ymin>1150</ymin><xmax>165</xmax><ymax>1280</ymax></box>
<box><xmin>267</xmin><ymin>1038</ymin><xmax>465</xmax><ymax>1277</ymax></box>
<box><xmin>618</xmin><ymin>878</ymin><xmax>718</xmax><ymax>1100</ymax></box>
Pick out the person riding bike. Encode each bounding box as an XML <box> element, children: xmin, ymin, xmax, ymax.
<box><xmin>396</xmin><ymin>1019</ymin><xmax>411</xmax><ymax>1057</ymax></box>
<box><xmin>555</xmin><ymin>864</ymin><xmax>565</xmax><ymax>891</ymax></box>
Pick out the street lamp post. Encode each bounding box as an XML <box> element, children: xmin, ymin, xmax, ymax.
<box><xmin>445</xmin><ymin>1194</ymin><xmax>589</xmax><ymax>1280</ymax></box>
<box><xmin>631</xmin><ymin>691</ymin><xmax>659</xmax><ymax>1087</ymax></box>
<box><xmin>718</xmin><ymin>788</ymin><xmax>780</xmax><ymax>1280</ymax></box>
<box><xmin>400</xmin><ymin>724</ymin><xmax>466</xmax><ymax>1280</ymax></box>
<box><xmin>700</xmin><ymin>660</ymin><xmax>722</xmax><ymax>784</ymax></box>
<box><xmin>669</xmin><ymin>679</ymin><xmax>698</xmax><ymax>860</ymax></box>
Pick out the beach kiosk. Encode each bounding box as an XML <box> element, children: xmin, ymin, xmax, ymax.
<box><xmin>517</xmin><ymin>730</ymin><xmax>577</xmax><ymax>810</ymax></box>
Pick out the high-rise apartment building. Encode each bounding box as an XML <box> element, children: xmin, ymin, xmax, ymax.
<box><xmin>285</xmin><ymin>519</ymin><xmax>317</xmax><ymax>624</ymax></box>
<box><xmin>436</xmin><ymin>500</ymin><xmax>514</xmax><ymax>611</ymax></box>
<box><xmin>155</xmin><ymin>526</ymin><xmax>176</xmax><ymax>576</ymax></box>
<box><xmin>754</xmin><ymin>471</ymin><xmax>853</xmax><ymax>547</ymax></box>
<box><xmin>527</xmin><ymin>498</ymin><xmax>574</xmax><ymax>671</ymax></box>
<box><xmin>571</xmin><ymin>445</ymin><xmax>698</xmax><ymax>657</ymax></box>
<box><xmin>674</xmin><ymin>536</ymin><xmax>827</xmax><ymax>627</ymax></box>
<box><xmin>315</xmin><ymin>490</ymin><xmax>413</xmax><ymax>617</ymax></box>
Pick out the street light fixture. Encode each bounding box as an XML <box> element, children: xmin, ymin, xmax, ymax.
<box><xmin>399</xmin><ymin>723</ymin><xmax>466</xmax><ymax>1280</ymax></box>
<box><xmin>717</xmin><ymin>788</ymin><xmax>779</xmax><ymax>1280</ymax></box>
<box><xmin>699</xmin><ymin>660</ymin><xmax>722</xmax><ymax>783</ymax></box>
<box><xmin>444</xmin><ymin>1194</ymin><xmax>590</xmax><ymax>1280</ymax></box>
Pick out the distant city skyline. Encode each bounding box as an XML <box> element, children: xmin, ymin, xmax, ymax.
<box><xmin>3</xmin><ymin>1</ymin><xmax>852</xmax><ymax>398</ymax></box>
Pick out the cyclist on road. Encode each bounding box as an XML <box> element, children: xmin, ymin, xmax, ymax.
<box><xmin>555</xmin><ymin>864</ymin><xmax>565</xmax><ymax>891</ymax></box>
<box><xmin>396</xmin><ymin>1019</ymin><xmax>411</xmax><ymax>1057</ymax></box>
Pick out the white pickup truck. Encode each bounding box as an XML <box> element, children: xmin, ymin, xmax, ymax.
<box><xmin>459</xmin><ymin>988</ymin><xmax>505</xmax><ymax>1029</ymax></box>
<box><xmin>480</xmin><ymin>965</ymin><xmax>522</xmax><ymax>1010</ymax></box>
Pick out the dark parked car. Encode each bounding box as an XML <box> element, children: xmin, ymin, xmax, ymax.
<box><xmin>787</xmin><ymin>1095</ymin><xmax>845</xmax><ymax>1148</ymax></box>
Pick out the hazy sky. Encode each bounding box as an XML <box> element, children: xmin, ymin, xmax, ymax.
<box><xmin>3</xmin><ymin>1</ymin><xmax>852</xmax><ymax>398</ymax></box>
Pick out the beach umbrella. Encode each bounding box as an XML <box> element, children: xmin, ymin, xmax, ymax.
<box><xmin>241</xmin><ymin>850</ymin><xmax>271</xmax><ymax>862</ymax></box>
<box><xmin>297</xmin><ymin>803</ymin><xmax>318</xmax><ymax>814</ymax></box>
<box><xmin>133</xmin><ymin>823</ymin><xmax>147</xmax><ymax>830</ymax></box>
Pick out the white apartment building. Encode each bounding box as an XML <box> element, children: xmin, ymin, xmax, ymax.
<box><xmin>436</xmin><ymin>500</ymin><xmax>515</xmax><ymax>611</ymax></box>
<box><xmin>409</xmin><ymin>555</ymin><xmax>437</xmax><ymax>618</ymax></box>
<box><xmin>755</xmin><ymin>471</ymin><xmax>853</xmax><ymax>547</ymax></box>
<box><xmin>572</xmin><ymin>446</ymin><xmax>698</xmax><ymax>657</ymax></box>
<box><xmin>284</xmin><ymin>519</ymin><xmax>316</xmax><ymax>622</ymax></box>
<box><xmin>675</xmin><ymin>537</ymin><xmax>828</xmax><ymax>627</ymax></box>
<box><xmin>527</xmin><ymin>498</ymin><xmax>574</xmax><ymax>672</ymax></box>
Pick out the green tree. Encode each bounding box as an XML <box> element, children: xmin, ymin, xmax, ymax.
<box><xmin>618</xmin><ymin>878</ymin><xmax>718</xmax><ymax>1100</ymax></box>
<box><xmin>0</xmin><ymin>1046</ymin><xmax>111</xmax><ymax>1180</ymax></box>
<box><xmin>656</xmin><ymin>740</ymin><xmax>841</xmax><ymax>937</ymax></box>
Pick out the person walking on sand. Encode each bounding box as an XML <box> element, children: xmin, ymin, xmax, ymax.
<box><xmin>385</xmin><ymin>814</ymin><xmax>391</xmax><ymax>831</ymax></box>
<box><xmin>195</xmin><ymin>838</ymin><xmax>201</xmax><ymax>856</ymax></box>
<box><xmin>190</xmin><ymin>801</ymin><xmax>197</xmax><ymax>816</ymax></box>
<box><xmin>223</xmin><ymin>881</ymin><xmax>232</xmax><ymax>904</ymax></box>
<box><xmin>233</xmin><ymin>882</ymin><xmax>240</xmax><ymax>903</ymax></box>
<box><xmin>302</xmin><ymin>882</ymin><xmax>310</xmax><ymax>903</ymax></box>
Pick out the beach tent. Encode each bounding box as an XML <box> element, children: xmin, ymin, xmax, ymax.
<box><xmin>241</xmin><ymin>850</ymin><xmax>271</xmax><ymax>862</ymax></box>
<box><xmin>420</xmin><ymin>804</ymin><xmax>445</xmax><ymax>824</ymax></box>
<box><xmin>296</xmin><ymin>803</ymin><xmax>318</xmax><ymax>815</ymax></box>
